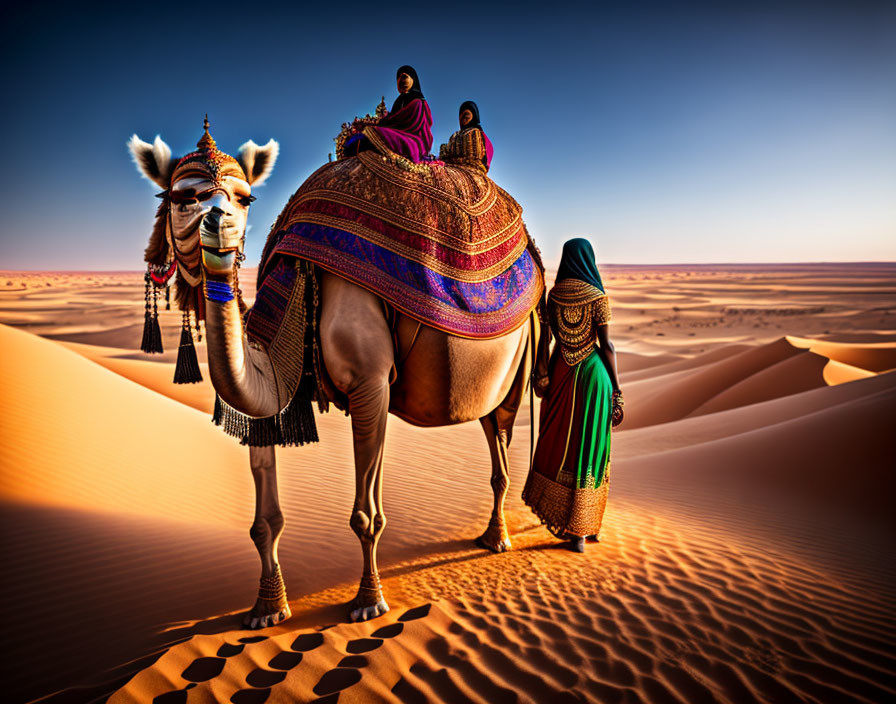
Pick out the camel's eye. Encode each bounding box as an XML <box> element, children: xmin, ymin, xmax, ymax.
<box><xmin>237</xmin><ymin>195</ymin><xmax>256</xmax><ymax>207</ymax></box>
<box><xmin>170</xmin><ymin>189</ymin><xmax>197</xmax><ymax>205</ymax></box>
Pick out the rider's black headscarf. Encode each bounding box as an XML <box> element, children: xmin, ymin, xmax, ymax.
<box><xmin>458</xmin><ymin>100</ymin><xmax>481</xmax><ymax>131</ymax></box>
<box><xmin>391</xmin><ymin>65</ymin><xmax>425</xmax><ymax>113</ymax></box>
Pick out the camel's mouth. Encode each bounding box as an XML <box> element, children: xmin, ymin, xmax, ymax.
<box><xmin>200</xmin><ymin>245</ymin><xmax>240</xmax><ymax>255</ymax></box>
<box><xmin>199</xmin><ymin>209</ymin><xmax>244</xmax><ymax>253</ymax></box>
<box><xmin>200</xmin><ymin>245</ymin><xmax>239</xmax><ymax>277</ymax></box>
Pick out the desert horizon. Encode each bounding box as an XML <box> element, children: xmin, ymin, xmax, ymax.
<box><xmin>1</xmin><ymin>262</ymin><xmax>893</xmax><ymax>702</ymax></box>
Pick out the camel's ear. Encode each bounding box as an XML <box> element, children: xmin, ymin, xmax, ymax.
<box><xmin>238</xmin><ymin>139</ymin><xmax>279</xmax><ymax>186</ymax></box>
<box><xmin>128</xmin><ymin>134</ymin><xmax>175</xmax><ymax>188</ymax></box>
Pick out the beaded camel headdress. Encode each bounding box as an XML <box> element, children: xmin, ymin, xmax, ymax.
<box><xmin>130</xmin><ymin>117</ymin><xmax>279</xmax><ymax>384</ymax></box>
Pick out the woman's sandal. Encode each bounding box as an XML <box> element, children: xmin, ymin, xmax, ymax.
<box><xmin>569</xmin><ymin>536</ymin><xmax>586</xmax><ymax>553</ymax></box>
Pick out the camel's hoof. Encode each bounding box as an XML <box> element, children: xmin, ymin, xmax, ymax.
<box><xmin>475</xmin><ymin>524</ymin><xmax>512</xmax><ymax>553</ymax></box>
<box><xmin>242</xmin><ymin>602</ymin><xmax>292</xmax><ymax>630</ymax></box>
<box><xmin>350</xmin><ymin>598</ymin><xmax>389</xmax><ymax>622</ymax></box>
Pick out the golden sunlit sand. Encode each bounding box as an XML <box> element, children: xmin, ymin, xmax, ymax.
<box><xmin>1</xmin><ymin>263</ymin><xmax>894</xmax><ymax>703</ymax></box>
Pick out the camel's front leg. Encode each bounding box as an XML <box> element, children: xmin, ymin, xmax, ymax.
<box><xmin>476</xmin><ymin>411</ymin><xmax>513</xmax><ymax>553</ymax></box>
<box><xmin>243</xmin><ymin>444</ymin><xmax>291</xmax><ymax>629</ymax></box>
<box><xmin>319</xmin><ymin>273</ymin><xmax>394</xmax><ymax>622</ymax></box>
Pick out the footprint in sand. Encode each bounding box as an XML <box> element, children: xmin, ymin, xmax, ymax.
<box><xmin>152</xmin><ymin>682</ymin><xmax>197</xmax><ymax>703</ymax></box>
<box><xmin>310</xmin><ymin>694</ymin><xmax>340</xmax><ymax>704</ymax></box>
<box><xmin>346</xmin><ymin>637</ymin><xmax>382</xmax><ymax>654</ymax></box>
<box><xmin>312</xmin><ymin>667</ymin><xmax>363</xmax><ymax>697</ymax></box>
<box><xmin>181</xmin><ymin>656</ymin><xmax>226</xmax><ymax>682</ymax></box>
<box><xmin>371</xmin><ymin>622</ymin><xmax>404</xmax><ymax>638</ymax></box>
<box><xmin>244</xmin><ymin>645</ymin><xmax>310</xmax><ymax>687</ymax></box>
<box><xmin>230</xmin><ymin>689</ymin><xmax>271</xmax><ymax>704</ymax></box>
<box><xmin>245</xmin><ymin>667</ymin><xmax>287</xmax><ymax>687</ymax></box>
<box><xmin>154</xmin><ymin>638</ymin><xmax>252</xmax><ymax>702</ymax></box>
<box><xmin>269</xmin><ymin>651</ymin><xmax>303</xmax><ymax>670</ymax></box>
<box><xmin>227</xmin><ymin>630</ymin><xmax>327</xmax><ymax>702</ymax></box>
<box><xmin>239</xmin><ymin>635</ymin><xmax>268</xmax><ymax>644</ymax></box>
<box><xmin>291</xmin><ymin>631</ymin><xmax>325</xmax><ymax>652</ymax></box>
<box><xmin>311</xmin><ymin>604</ymin><xmax>431</xmax><ymax>697</ymax></box>
<box><xmin>398</xmin><ymin>603</ymin><xmax>431</xmax><ymax>622</ymax></box>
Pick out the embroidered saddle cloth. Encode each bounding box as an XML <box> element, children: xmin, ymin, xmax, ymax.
<box><xmin>259</xmin><ymin>151</ymin><xmax>544</xmax><ymax>339</ymax></box>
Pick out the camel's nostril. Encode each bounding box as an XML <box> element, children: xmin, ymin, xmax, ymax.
<box><xmin>210</xmin><ymin>206</ymin><xmax>225</xmax><ymax>216</ymax></box>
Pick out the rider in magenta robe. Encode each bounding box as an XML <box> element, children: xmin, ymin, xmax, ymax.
<box><xmin>344</xmin><ymin>65</ymin><xmax>433</xmax><ymax>163</ymax></box>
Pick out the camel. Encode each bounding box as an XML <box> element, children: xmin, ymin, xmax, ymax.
<box><xmin>128</xmin><ymin>124</ymin><xmax>548</xmax><ymax>626</ymax></box>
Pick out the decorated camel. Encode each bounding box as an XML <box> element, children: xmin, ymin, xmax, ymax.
<box><xmin>128</xmin><ymin>120</ymin><xmax>548</xmax><ymax>627</ymax></box>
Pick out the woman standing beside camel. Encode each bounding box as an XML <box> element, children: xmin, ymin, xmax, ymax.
<box><xmin>523</xmin><ymin>238</ymin><xmax>624</xmax><ymax>552</ymax></box>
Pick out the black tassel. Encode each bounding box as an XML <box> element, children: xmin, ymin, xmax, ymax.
<box><xmin>278</xmin><ymin>380</ymin><xmax>319</xmax><ymax>446</ymax></box>
<box><xmin>211</xmin><ymin>380</ymin><xmax>318</xmax><ymax>447</ymax></box>
<box><xmin>173</xmin><ymin>311</ymin><xmax>202</xmax><ymax>384</ymax></box>
<box><xmin>165</xmin><ymin>286</ymin><xmax>171</xmax><ymax>310</ymax></box>
<box><xmin>140</xmin><ymin>271</ymin><xmax>164</xmax><ymax>354</ymax></box>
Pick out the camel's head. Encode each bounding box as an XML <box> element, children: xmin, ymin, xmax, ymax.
<box><xmin>128</xmin><ymin>118</ymin><xmax>279</xmax><ymax>303</ymax></box>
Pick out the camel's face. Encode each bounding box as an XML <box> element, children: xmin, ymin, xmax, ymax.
<box><xmin>129</xmin><ymin>127</ymin><xmax>279</xmax><ymax>284</ymax></box>
<box><xmin>169</xmin><ymin>172</ymin><xmax>253</xmax><ymax>254</ymax></box>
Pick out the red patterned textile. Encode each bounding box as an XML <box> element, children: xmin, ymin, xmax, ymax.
<box><xmin>260</xmin><ymin>151</ymin><xmax>543</xmax><ymax>339</ymax></box>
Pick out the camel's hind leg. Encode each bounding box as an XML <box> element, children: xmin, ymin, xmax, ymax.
<box><xmin>476</xmin><ymin>407</ymin><xmax>516</xmax><ymax>553</ymax></box>
<box><xmin>475</xmin><ymin>320</ymin><xmax>532</xmax><ymax>554</ymax></box>
<box><xmin>319</xmin><ymin>273</ymin><xmax>394</xmax><ymax>622</ymax></box>
<box><xmin>243</xmin><ymin>444</ymin><xmax>291</xmax><ymax>629</ymax></box>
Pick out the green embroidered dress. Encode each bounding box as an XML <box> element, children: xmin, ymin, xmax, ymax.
<box><xmin>522</xmin><ymin>277</ymin><xmax>613</xmax><ymax>537</ymax></box>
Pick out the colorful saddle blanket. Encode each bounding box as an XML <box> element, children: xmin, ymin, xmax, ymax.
<box><xmin>259</xmin><ymin>151</ymin><xmax>544</xmax><ymax>339</ymax></box>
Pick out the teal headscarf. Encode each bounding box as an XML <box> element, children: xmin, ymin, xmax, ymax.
<box><xmin>555</xmin><ymin>238</ymin><xmax>604</xmax><ymax>292</ymax></box>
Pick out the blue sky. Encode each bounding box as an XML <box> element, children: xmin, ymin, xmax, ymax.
<box><xmin>1</xmin><ymin>0</ymin><xmax>894</xmax><ymax>269</ymax></box>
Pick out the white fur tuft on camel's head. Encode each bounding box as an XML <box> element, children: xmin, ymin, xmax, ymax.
<box><xmin>237</xmin><ymin>139</ymin><xmax>280</xmax><ymax>187</ymax></box>
<box><xmin>128</xmin><ymin>134</ymin><xmax>176</xmax><ymax>188</ymax></box>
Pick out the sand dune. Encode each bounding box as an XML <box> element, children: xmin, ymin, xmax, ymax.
<box><xmin>787</xmin><ymin>336</ymin><xmax>896</xmax><ymax>373</ymax></box>
<box><xmin>614</xmin><ymin>349</ymin><xmax>684</xmax><ymax>373</ymax></box>
<box><xmin>623</xmin><ymin>338</ymin><xmax>806</xmax><ymax>428</ymax></box>
<box><xmin>688</xmin><ymin>348</ymin><xmax>870</xmax><ymax>417</ymax></box>
<box><xmin>0</xmin><ymin>265</ymin><xmax>894</xmax><ymax>703</ymax></box>
<box><xmin>620</xmin><ymin>343</ymin><xmax>752</xmax><ymax>383</ymax></box>
<box><xmin>57</xmin><ymin>340</ymin><xmax>216</xmax><ymax>414</ymax></box>
<box><xmin>623</xmin><ymin>336</ymin><xmax>880</xmax><ymax>428</ymax></box>
<box><xmin>0</xmin><ymin>323</ymin><xmax>251</xmax><ymax>526</ymax></box>
<box><xmin>613</xmin><ymin>369</ymin><xmax>896</xmax><ymax>459</ymax></box>
<box><xmin>617</xmin><ymin>381</ymin><xmax>896</xmax><ymax>533</ymax></box>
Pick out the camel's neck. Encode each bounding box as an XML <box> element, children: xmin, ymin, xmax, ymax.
<box><xmin>201</xmin><ymin>260</ymin><xmax>280</xmax><ymax>417</ymax></box>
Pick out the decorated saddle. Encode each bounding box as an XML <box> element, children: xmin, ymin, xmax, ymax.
<box><xmin>257</xmin><ymin>150</ymin><xmax>544</xmax><ymax>339</ymax></box>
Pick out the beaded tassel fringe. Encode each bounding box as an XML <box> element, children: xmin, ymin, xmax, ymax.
<box><xmin>140</xmin><ymin>271</ymin><xmax>164</xmax><ymax>354</ymax></box>
<box><xmin>212</xmin><ymin>378</ymin><xmax>318</xmax><ymax>447</ymax></box>
<box><xmin>173</xmin><ymin>310</ymin><xmax>203</xmax><ymax>384</ymax></box>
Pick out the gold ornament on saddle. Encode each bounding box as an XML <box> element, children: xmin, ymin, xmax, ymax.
<box><xmin>334</xmin><ymin>97</ymin><xmax>387</xmax><ymax>160</ymax></box>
